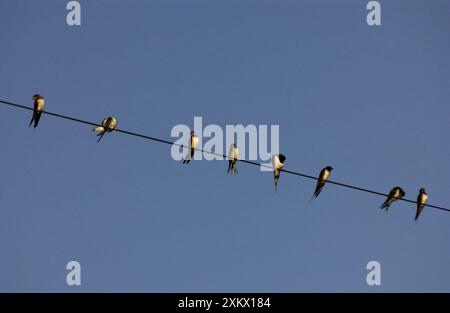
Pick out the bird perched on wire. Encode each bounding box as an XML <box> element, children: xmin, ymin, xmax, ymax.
<box><xmin>272</xmin><ymin>154</ymin><xmax>286</xmax><ymax>193</ymax></box>
<box><xmin>182</xmin><ymin>131</ymin><xmax>199</xmax><ymax>164</ymax></box>
<box><xmin>380</xmin><ymin>186</ymin><xmax>405</xmax><ymax>210</ymax></box>
<box><xmin>92</xmin><ymin>116</ymin><xmax>117</xmax><ymax>143</ymax></box>
<box><xmin>29</xmin><ymin>94</ymin><xmax>45</xmax><ymax>128</ymax></box>
<box><xmin>312</xmin><ymin>166</ymin><xmax>333</xmax><ymax>200</ymax></box>
<box><xmin>227</xmin><ymin>143</ymin><xmax>239</xmax><ymax>174</ymax></box>
<box><xmin>415</xmin><ymin>188</ymin><xmax>428</xmax><ymax>221</ymax></box>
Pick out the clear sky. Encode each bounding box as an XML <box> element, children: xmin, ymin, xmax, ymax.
<box><xmin>0</xmin><ymin>0</ymin><xmax>449</xmax><ymax>292</ymax></box>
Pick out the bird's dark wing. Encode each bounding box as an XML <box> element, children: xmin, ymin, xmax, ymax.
<box><xmin>380</xmin><ymin>196</ymin><xmax>391</xmax><ymax>210</ymax></box>
<box><xmin>415</xmin><ymin>194</ymin><xmax>424</xmax><ymax>221</ymax></box>
<box><xmin>33</xmin><ymin>112</ymin><xmax>42</xmax><ymax>128</ymax></box>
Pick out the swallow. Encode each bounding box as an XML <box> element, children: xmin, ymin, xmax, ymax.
<box><xmin>29</xmin><ymin>94</ymin><xmax>45</xmax><ymax>128</ymax></box>
<box><xmin>380</xmin><ymin>186</ymin><xmax>405</xmax><ymax>210</ymax></box>
<box><xmin>92</xmin><ymin>116</ymin><xmax>117</xmax><ymax>143</ymax></box>
<box><xmin>182</xmin><ymin>131</ymin><xmax>199</xmax><ymax>164</ymax></box>
<box><xmin>227</xmin><ymin>143</ymin><xmax>239</xmax><ymax>174</ymax></box>
<box><xmin>415</xmin><ymin>188</ymin><xmax>428</xmax><ymax>221</ymax></box>
<box><xmin>272</xmin><ymin>154</ymin><xmax>286</xmax><ymax>193</ymax></box>
<box><xmin>312</xmin><ymin>166</ymin><xmax>333</xmax><ymax>199</ymax></box>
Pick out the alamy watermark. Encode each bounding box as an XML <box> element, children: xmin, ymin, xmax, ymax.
<box><xmin>366</xmin><ymin>260</ymin><xmax>381</xmax><ymax>286</ymax></box>
<box><xmin>366</xmin><ymin>1</ymin><xmax>381</xmax><ymax>26</ymax></box>
<box><xmin>66</xmin><ymin>1</ymin><xmax>81</xmax><ymax>26</ymax></box>
<box><xmin>66</xmin><ymin>260</ymin><xmax>81</xmax><ymax>286</ymax></box>
<box><xmin>171</xmin><ymin>117</ymin><xmax>280</xmax><ymax>171</ymax></box>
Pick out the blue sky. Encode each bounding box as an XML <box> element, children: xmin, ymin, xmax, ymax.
<box><xmin>0</xmin><ymin>0</ymin><xmax>449</xmax><ymax>292</ymax></box>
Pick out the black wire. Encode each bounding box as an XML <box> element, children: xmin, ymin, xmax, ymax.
<box><xmin>1</xmin><ymin>99</ymin><xmax>449</xmax><ymax>213</ymax></box>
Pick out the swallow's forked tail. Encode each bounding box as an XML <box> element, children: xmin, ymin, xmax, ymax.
<box><xmin>380</xmin><ymin>199</ymin><xmax>390</xmax><ymax>210</ymax></box>
<box><xmin>28</xmin><ymin>113</ymin><xmax>34</xmax><ymax>128</ymax></box>
<box><xmin>96</xmin><ymin>132</ymin><xmax>106</xmax><ymax>143</ymax></box>
<box><xmin>29</xmin><ymin>111</ymin><xmax>41</xmax><ymax>128</ymax></box>
<box><xmin>312</xmin><ymin>181</ymin><xmax>324</xmax><ymax>200</ymax></box>
<box><xmin>228</xmin><ymin>160</ymin><xmax>237</xmax><ymax>174</ymax></box>
<box><xmin>182</xmin><ymin>147</ymin><xmax>194</xmax><ymax>164</ymax></box>
<box><xmin>415</xmin><ymin>204</ymin><xmax>424</xmax><ymax>221</ymax></box>
<box><xmin>33</xmin><ymin>112</ymin><xmax>42</xmax><ymax>128</ymax></box>
<box><xmin>182</xmin><ymin>151</ymin><xmax>191</xmax><ymax>164</ymax></box>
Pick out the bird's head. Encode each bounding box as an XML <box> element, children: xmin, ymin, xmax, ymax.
<box><xmin>233</xmin><ymin>143</ymin><xmax>237</xmax><ymax>148</ymax></box>
<box><xmin>326</xmin><ymin>166</ymin><xmax>333</xmax><ymax>171</ymax></box>
<box><xmin>420</xmin><ymin>187</ymin><xmax>426</xmax><ymax>194</ymax></box>
<box><xmin>32</xmin><ymin>94</ymin><xmax>41</xmax><ymax>100</ymax></box>
<box><xmin>278</xmin><ymin>154</ymin><xmax>286</xmax><ymax>163</ymax></box>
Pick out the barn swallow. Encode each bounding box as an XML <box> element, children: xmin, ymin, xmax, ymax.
<box><xmin>29</xmin><ymin>94</ymin><xmax>45</xmax><ymax>128</ymax></box>
<box><xmin>312</xmin><ymin>166</ymin><xmax>333</xmax><ymax>199</ymax></box>
<box><xmin>227</xmin><ymin>143</ymin><xmax>239</xmax><ymax>174</ymax></box>
<box><xmin>380</xmin><ymin>186</ymin><xmax>405</xmax><ymax>210</ymax></box>
<box><xmin>92</xmin><ymin>116</ymin><xmax>117</xmax><ymax>143</ymax></box>
<box><xmin>272</xmin><ymin>154</ymin><xmax>286</xmax><ymax>193</ymax></box>
<box><xmin>182</xmin><ymin>131</ymin><xmax>199</xmax><ymax>164</ymax></box>
<box><xmin>415</xmin><ymin>188</ymin><xmax>428</xmax><ymax>221</ymax></box>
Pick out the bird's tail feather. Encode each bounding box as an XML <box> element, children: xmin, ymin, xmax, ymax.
<box><xmin>96</xmin><ymin>132</ymin><xmax>106</xmax><ymax>143</ymax></box>
<box><xmin>415</xmin><ymin>205</ymin><xmax>424</xmax><ymax>221</ymax></box>
<box><xmin>34</xmin><ymin>113</ymin><xmax>41</xmax><ymax>128</ymax></box>
<box><xmin>29</xmin><ymin>113</ymin><xmax>35</xmax><ymax>128</ymax></box>
<box><xmin>313</xmin><ymin>185</ymin><xmax>323</xmax><ymax>199</ymax></box>
<box><xmin>183</xmin><ymin>146</ymin><xmax>192</xmax><ymax>164</ymax></box>
<box><xmin>310</xmin><ymin>182</ymin><xmax>322</xmax><ymax>202</ymax></box>
<box><xmin>380</xmin><ymin>199</ymin><xmax>390</xmax><ymax>210</ymax></box>
<box><xmin>229</xmin><ymin>161</ymin><xmax>237</xmax><ymax>174</ymax></box>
